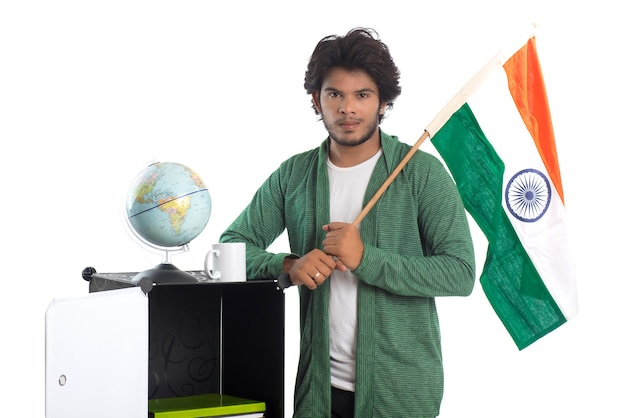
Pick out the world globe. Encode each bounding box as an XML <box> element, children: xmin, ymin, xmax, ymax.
<box><xmin>125</xmin><ymin>161</ymin><xmax>212</xmax><ymax>283</ymax></box>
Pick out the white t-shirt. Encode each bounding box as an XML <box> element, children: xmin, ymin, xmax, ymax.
<box><xmin>327</xmin><ymin>149</ymin><xmax>381</xmax><ymax>392</ymax></box>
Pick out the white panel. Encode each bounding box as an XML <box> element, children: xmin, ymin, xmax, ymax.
<box><xmin>45</xmin><ymin>287</ymin><xmax>148</xmax><ymax>418</ymax></box>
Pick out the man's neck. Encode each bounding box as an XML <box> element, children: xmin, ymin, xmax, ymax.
<box><xmin>329</xmin><ymin>133</ymin><xmax>382</xmax><ymax>168</ymax></box>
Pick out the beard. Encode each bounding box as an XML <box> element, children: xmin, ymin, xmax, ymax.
<box><xmin>322</xmin><ymin>115</ymin><xmax>379</xmax><ymax>147</ymax></box>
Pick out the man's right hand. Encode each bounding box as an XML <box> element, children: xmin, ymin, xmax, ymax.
<box><xmin>284</xmin><ymin>249</ymin><xmax>337</xmax><ymax>290</ymax></box>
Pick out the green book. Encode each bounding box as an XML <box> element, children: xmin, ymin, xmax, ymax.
<box><xmin>148</xmin><ymin>393</ymin><xmax>266</xmax><ymax>417</ymax></box>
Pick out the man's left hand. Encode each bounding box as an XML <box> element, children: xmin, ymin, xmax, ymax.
<box><xmin>322</xmin><ymin>222</ymin><xmax>364</xmax><ymax>271</ymax></box>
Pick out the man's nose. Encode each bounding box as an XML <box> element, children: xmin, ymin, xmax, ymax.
<box><xmin>339</xmin><ymin>96</ymin><xmax>356</xmax><ymax>114</ymax></box>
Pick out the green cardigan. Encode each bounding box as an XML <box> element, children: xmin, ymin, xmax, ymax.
<box><xmin>220</xmin><ymin>131</ymin><xmax>475</xmax><ymax>417</ymax></box>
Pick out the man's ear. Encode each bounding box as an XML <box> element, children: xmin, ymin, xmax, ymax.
<box><xmin>312</xmin><ymin>91</ymin><xmax>321</xmax><ymax>113</ymax></box>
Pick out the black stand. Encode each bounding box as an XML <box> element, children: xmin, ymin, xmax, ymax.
<box><xmin>133</xmin><ymin>263</ymin><xmax>197</xmax><ymax>284</ymax></box>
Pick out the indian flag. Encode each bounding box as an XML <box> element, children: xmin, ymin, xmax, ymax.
<box><xmin>428</xmin><ymin>30</ymin><xmax>578</xmax><ymax>350</ymax></box>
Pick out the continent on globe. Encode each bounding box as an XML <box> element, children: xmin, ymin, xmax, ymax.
<box><xmin>126</xmin><ymin>162</ymin><xmax>212</xmax><ymax>249</ymax></box>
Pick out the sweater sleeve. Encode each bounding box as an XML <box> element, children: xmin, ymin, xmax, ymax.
<box><xmin>354</xmin><ymin>152</ymin><xmax>476</xmax><ymax>297</ymax></box>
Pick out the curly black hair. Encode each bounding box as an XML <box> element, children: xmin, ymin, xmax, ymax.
<box><xmin>304</xmin><ymin>27</ymin><xmax>402</xmax><ymax>122</ymax></box>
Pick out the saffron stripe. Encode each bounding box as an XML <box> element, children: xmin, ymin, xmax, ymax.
<box><xmin>504</xmin><ymin>38</ymin><xmax>564</xmax><ymax>202</ymax></box>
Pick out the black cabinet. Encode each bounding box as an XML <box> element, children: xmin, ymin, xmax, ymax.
<box><xmin>87</xmin><ymin>271</ymin><xmax>285</xmax><ymax>418</ymax></box>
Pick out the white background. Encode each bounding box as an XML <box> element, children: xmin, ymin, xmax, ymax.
<box><xmin>1</xmin><ymin>1</ymin><xmax>624</xmax><ymax>416</ymax></box>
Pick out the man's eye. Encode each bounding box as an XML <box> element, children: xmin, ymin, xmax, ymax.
<box><xmin>359</xmin><ymin>93</ymin><xmax>369</xmax><ymax>99</ymax></box>
<box><xmin>328</xmin><ymin>92</ymin><xmax>340</xmax><ymax>98</ymax></box>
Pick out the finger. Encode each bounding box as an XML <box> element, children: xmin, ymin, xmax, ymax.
<box><xmin>316</xmin><ymin>253</ymin><xmax>338</xmax><ymax>272</ymax></box>
<box><xmin>311</xmin><ymin>271</ymin><xmax>325</xmax><ymax>284</ymax></box>
<box><xmin>323</xmin><ymin>222</ymin><xmax>343</xmax><ymax>233</ymax></box>
<box><xmin>322</xmin><ymin>241</ymin><xmax>336</xmax><ymax>255</ymax></box>
<box><xmin>297</xmin><ymin>270</ymin><xmax>319</xmax><ymax>289</ymax></box>
<box><xmin>307</xmin><ymin>274</ymin><xmax>319</xmax><ymax>289</ymax></box>
<box><xmin>334</xmin><ymin>259</ymin><xmax>348</xmax><ymax>272</ymax></box>
<box><xmin>317</xmin><ymin>262</ymin><xmax>335</xmax><ymax>278</ymax></box>
<box><xmin>311</xmin><ymin>271</ymin><xmax>329</xmax><ymax>287</ymax></box>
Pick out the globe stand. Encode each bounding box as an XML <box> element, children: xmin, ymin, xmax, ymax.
<box><xmin>133</xmin><ymin>262</ymin><xmax>197</xmax><ymax>284</ymax></box>
<box><xmin>132</xmin><ymin>248</ymin><xmax>198</xmax><ymax>284</ymax></box>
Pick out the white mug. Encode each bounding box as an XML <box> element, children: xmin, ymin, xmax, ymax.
<box><xmin>204</xmin><ymin>242</ymin><xmax>246</xmax><ymax>281</ymax></box>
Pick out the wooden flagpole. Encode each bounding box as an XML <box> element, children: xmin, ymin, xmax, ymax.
<box><xmin>352</xmin><ymin>130</ymin><xmax>431</xmax><ymax>227</ymax></box>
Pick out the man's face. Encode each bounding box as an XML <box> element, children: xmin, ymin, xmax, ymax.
<box><xmin>314</xmin><ymin>67</ymin><xmax>385</xmax><ymax>147</ymax></box>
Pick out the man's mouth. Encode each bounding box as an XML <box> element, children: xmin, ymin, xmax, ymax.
<box><xmin>338</xmin><ymin>120</ymin><xmax>360</xmax><ymax>130</ymax></box>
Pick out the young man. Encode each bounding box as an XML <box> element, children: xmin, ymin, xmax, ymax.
<box><xmin>220</xmin><ymin>27</ymin><xmax>476</xmax><ymax>418</ymax></box>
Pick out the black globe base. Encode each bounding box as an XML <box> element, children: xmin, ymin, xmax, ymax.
<box><xmin>133</xmin><ymin>263</ymin><xmax>198</xmax><ymax>284</ymax></box>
